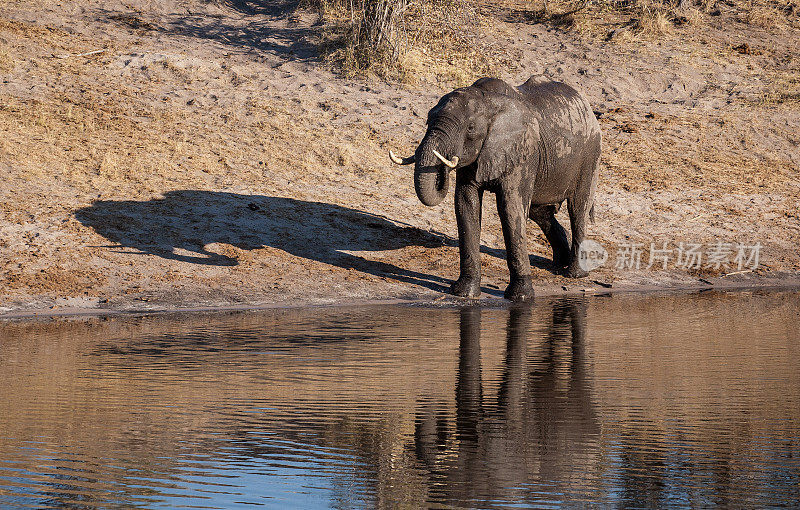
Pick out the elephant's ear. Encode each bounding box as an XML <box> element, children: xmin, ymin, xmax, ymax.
<box><xmin>476</xmin><ymin>101</ymin><xmax>539</xmax><ymax>183</ymax></box>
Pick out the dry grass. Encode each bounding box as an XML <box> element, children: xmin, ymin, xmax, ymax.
<box><xmin>600</xmin><ymin>106</ymin><xmax>799</xmax><ymax>194</ymax></box>
<box><xmin>743</xmin><ymin>0</ymin><xmax>800</xmax><ymax>28</ymax></box>
<box><xmin>400</xmin><ymin>2</ymin><xmax>521</xmax><ymax>85</ymax></box>
<box><xmin>271</xmin><ymin>0</ymin><xmax>797</xmax><ymax>82</ymax></box>
<box><xmin>0</xmin><ymin>16</ymin><xmax>388</xmax><ymax>200</ymax></box>
<box><xmin>0</xmin><ymin>91</ymin><xmax>387</xmax><ymax>200</ymax></box>
<box><xmin>317</xmin><ymin>0</ymin><xmax>411</xmax><ymax>78</ymax></box>
<box><xmin>0</xmin><ymin>48</ymin><xmax>12</xmax><ymax>71</ymax></box>
<box><xmin>313</xmin><ymin>0</ymin><xmax>798</xmax><ymax>83</ymax></box>
<box><xmin>491</xmin><ymin>0</ymin><xmax>800</xmax><ymax>40</ymax></box>
<box><xmin>317</xmin><ymin>0</ymin><xmax>518</xmax><ymax>84</ymax></box>
<box><xmin>761</xmin><ymin>69</ymin><xmax>800</xmax><ymax>105</ymax></box>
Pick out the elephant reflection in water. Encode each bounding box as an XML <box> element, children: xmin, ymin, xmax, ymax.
<box><xmin>415</xmin><ymin>300</ymin><xmax>601</xmax><ymax>505</ymax></box>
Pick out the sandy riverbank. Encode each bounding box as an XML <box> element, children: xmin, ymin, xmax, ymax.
<box><xmin>1</xmin><ymin>0</ymin><xmax>798</xmax><ymax>317</ymax></box>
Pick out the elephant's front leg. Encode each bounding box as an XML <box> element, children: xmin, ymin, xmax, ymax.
<box><xmin>497</xmin><ymin>187</ymin><xmax>534</xmax><ymax>302</ymax></box>
<box><xmin>451</xmin><ymin>177</ymin><xmax>483</xmax><ymax>298</ymax></box>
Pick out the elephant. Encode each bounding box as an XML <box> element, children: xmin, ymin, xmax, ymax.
<box><xmin>390</xmin><ymin>76</ymin><xmax>601</xmax><ymax>301</ymax></box>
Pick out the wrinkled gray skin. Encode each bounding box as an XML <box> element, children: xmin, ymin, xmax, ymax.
<box><xmin>410</xmin><ymin>76</ymin><xmax>601</xmax><ymax>301</ymax></box>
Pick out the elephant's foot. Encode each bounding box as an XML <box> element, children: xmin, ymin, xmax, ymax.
<box><xmin>564</xmin><ymin>263</ymin><xmax>589</xmax><ymax>278</ymax></box>
<box><xmin>451</xmin><ymin>275</ymin><xmax>481</xmax><ymax>298</ymax></box>
<box><xmin>504</xmin><ymin>276</ymin><xmax>534</xmax><ymax>302</ymax></box>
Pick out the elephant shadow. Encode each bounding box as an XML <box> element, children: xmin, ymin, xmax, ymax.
<box><xmin>75</xmin><ymin>190</ymin><xmax>470</xmax><ymax>294</ymax></box>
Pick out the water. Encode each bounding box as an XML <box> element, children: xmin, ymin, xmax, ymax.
<box><xmin>1</xmin><ymin>290</ymin><xmax>799</xmax><ymax>509</ymax></box>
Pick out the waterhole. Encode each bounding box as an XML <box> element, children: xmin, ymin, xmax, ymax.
<box><xmin>1</xmin><ymin>291</ymin><xmax>798</xmax><ymax>508</ymax></box>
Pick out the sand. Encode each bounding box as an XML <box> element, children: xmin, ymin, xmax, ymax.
<box><xmin>0</xmin><ymin>0</ymin><xmax>798</xmax><ymax>317</ymax></box>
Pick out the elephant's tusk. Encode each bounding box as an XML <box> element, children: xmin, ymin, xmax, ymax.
<box><xmin>432</xmin><ymin>149</ymin><xmax>459</xmax><ymax>169</ymax></box>
<box><xmin>389</xmin><ymin>150</ymin><xmax>415</xmax><ymax>165</ymax></box>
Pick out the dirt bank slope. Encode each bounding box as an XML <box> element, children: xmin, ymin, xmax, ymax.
<box><xmin>0</xmin><ymin>0</ymin><xmax>798</xmax><ymax>314</ymax></box>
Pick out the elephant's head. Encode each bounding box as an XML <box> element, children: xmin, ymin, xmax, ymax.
<box><xmin>390</xmin><ymin>78</ymin><xmax>539</xmax><ymax>207</ymax></box>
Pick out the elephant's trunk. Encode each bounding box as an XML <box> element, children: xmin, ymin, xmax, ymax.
<box><xmin>414</xmin><ymin>136</ymin><xmax>452</xmax><ymax>207</ymax></box>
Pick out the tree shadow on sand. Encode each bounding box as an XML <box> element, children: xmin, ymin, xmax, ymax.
<box><xmin>98</xmin><ymin>0</ymin><xmax>318</xmax><ymax>61</ymax></box>
<box><xmin>218</xmin><ymin>0</ymin><xmax>303</xmax><ymax>16</ymax></box>
<box><xmin>75</xmin><ymin>190</ymin><xmax>478</xmax><ymax>295</ymax></box>
<box><xmin>160</xmin><ymin>14</ymin><xmax>318</xmax><ymax>60</ymax></box>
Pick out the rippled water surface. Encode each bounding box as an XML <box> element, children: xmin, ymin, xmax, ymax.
<box><xmin>1</xmin><ymin>291</ymin><xmax>799</xmax><ymax>508</ymax></box>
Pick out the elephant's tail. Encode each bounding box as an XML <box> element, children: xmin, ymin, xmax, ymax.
<box><xmin>589</xmin><ymin>203</ymin><xmax>595</xmax><ymax>224</ymax></box>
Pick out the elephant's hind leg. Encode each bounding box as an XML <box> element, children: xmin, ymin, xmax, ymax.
<box><xmin>564</xmin><ymin>157</ymin><xmax>599</xmax><ymax>278</ymax></box>
<box><xmin>529</xmin><ymin>204</ymin><xmax>570</xmax><ymax>268</ymax></box>
<box><xmin>565</xmin><ymin>197</ymin><xmax>590</xmax><ymax>278</ymax></box>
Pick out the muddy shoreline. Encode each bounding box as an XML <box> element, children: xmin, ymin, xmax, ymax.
<box><xmin>3</xmin><ymin>274</ymin><xmax>799</xmax><ymax>321</ymax></box>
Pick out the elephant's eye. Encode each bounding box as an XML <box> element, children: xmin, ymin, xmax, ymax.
<box><xmin>467</xmin><ymin>122</ymin><xmax>476</xmax><ymax>134</ymax></box>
